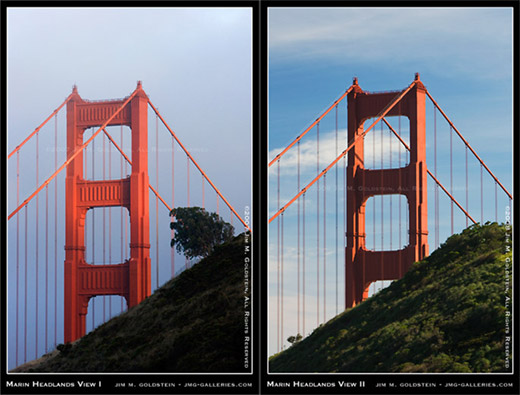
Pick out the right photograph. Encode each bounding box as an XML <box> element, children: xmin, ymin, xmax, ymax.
<box><xmin>268</xmin><ymin>7</ymin><xmax>513</xmax><ymax>373</ymax></box>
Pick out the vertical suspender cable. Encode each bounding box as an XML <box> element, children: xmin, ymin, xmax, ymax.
<box><xmin>343</xmin><ymin>101</ymin><xmax>347</xmax><ymax>304</ymax></box>
<box><xmin>121</xmin><ymin>131</ymin><xmax>128</xmax><ymax>310</ymax></box>
<box><xmin>36</xmin><ymin>131</ymin><xmax>39</xmax><ymax>358</ymax></box>
<box><xmin>335</xmin><ymin>105</ymin><xmax>339</xmax><ymax>315</ymax></box>
<box><xmin>171</xmin><ymin>135</ymin><xmax>175</xmax><ymax>278</ymax></box>
<box><xmin>277</xmin><ymin>160</ymin><xmax>280</xmax><ymax>351</ymax></box>
<box><xmin>108</xmin><ymin>137</ymin><xmax>112</xmax><ymax>318</ymax></box>
<box><xmin>156</xmin><ymin>114</ymin><xmax>159</xmax><ymax>289</ymax></box>
<box><xmin>84</xmin><ymin>129</ymin><xmax>88</xmax><ymax>179</ymax></box>
<box><xmin>323</xmin><ymin>173</ymin><xmax>326</xmax><ymax>322</ymax></box>
<box><xmin>362</xmin><ymin>131</ymin><xmax>367</xmax><ymax>296</ymax></box>
<box><xmin>45</xmin><ymin>183</ymin><xmax>48</xmax><ymax>352</ymax></box>
<box><xmin>450</xmin><ymin>126</ymin><xmax>453</xmax><ymax>235</ymax></box>
<box><xmin>202</xmin><ymin>176</ymin><xmax>205</xmax><ymax>209</ymax></box>
<box><xmin>217</xmin><ymin>194</ymin><xmax>219</xmax><ymax>216</ymax></box>
<box><xmin>187</xmin><ymin>156</ymin><xmax>190</xmax><ymax>208</ymax></box>
<box><xmin>281</xmin><ymin>213</ymin><xmax>284</xmax><ymax>350</ymax></box>
<box><xmin>481</xmin><ymin>164</ymin><xmax>484</xmax><ymax>224</ymax></box>
<box><xmin>398</xmin><ymin>112</ymin><xmax>402</xmax><ymax>277</ymax></box>
<box><xmin>495</xmin><ymin>182</ymin><xmax>498</xmax><ymax>223</ymax></box>
<box><xmin>434</xmin><ymin>108</ymin><xmax>438</xmax><ymax>248</ymax></box>
<box><xmin>380</xmin><ymin>122</ymin><xmax>384</xmax><ymax>292</ymax></box>
<box><xmin>343</xmin><ymin>150</ymin><xmax>346</xmax><ymax>305</ymax></box>
<box><xmin>124</xmin><ymin>127</ymin><xmax>128</xmax><ymax>309</ymax></box>
<box><xmin>124</xmin><ymin>126</ymin><xmax>128</xmax><ymax>250</ymax></box>
<box><xmin>316</xmin><ymin>122</ymin><xmax>320</xmax><ymax>327</ymax></box>
<box><xmin>103</xmin><ymin>133</ymin><xmax>106</xmax><ymax>323</ymax></box>
<box><xmin>24</xmin><ymin>205</ymin><xmax>28</xmax><ymax>363</ymax></box>
<box><xmin>92</xmin><ymin>131</ymin><xmax>96</xmax><ymax>328</ymax></box>
<box><xmin>297</xmin><ymin>141</ymin><xmax>300</xmax><ymax>335</ymax></box>
<box><xmin>54</xmin><ymin>114</ymin><xmax>58</xmax><ymax>348</ymax></box>
<box><xmin>389</xmin><ymin>122</ymin><xmax>392</xmax><ymax>251</ymax></box>
<box><xmin>406</xmin><ymin>138</ymin><xmax>409</xmax><ymax>241</ymax></box>
<box><xmin>186</xmin><ymin>156</ymin><xmax>190</xmax><ymax>270</ymax></box>
<box><xmin>372</xmin><ymin>119</ymin><xmax>375</xmax><ymax>295</ymax></box>
<box><xmin>16</xmin><ymin>152</ymin><xmax>20</xmax><ymax>365</ymax></box>
<box><xmin>465</xmin><ymin>146</ymin><xmax>469</xmax><ymax>228</ymax></box>
<box><xmin>120</xmin><ymin>125</ymin><xmax>124</xmax><ymax>312</ymax></box>
<box><xmin>302</xmin><ymin>192</ymin><xmax>306</xmax><ymax>337</ymax></box>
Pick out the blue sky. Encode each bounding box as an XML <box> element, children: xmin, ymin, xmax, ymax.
<box><xmin>268</xmin><ymin>7</ymin><xmax>513</xmax><ymax>357</ymax></box>
<box><xmin>6</xmin><ymin>7</ymin><xmax>251</xmax><ymax>370</ymax></box>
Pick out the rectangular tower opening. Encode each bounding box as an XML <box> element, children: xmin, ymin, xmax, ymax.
<box><xmin>363</xmin><ymin>116</ymin><xmax>409</xmax><ymax>170</ymax></box>
<box><xmin>83</xmin><ymin>125</ymin><xmax>132</xmax><ymax>181</ymax></box>
<box><xmin>84</xmin><ymin>206</ymin><xmax>130</xmax><ymax>265</ymax></box>
<box><xmin>365</xmin><ymin>194</ymin><xmax>408</xmax><ymax>251</ymax></box>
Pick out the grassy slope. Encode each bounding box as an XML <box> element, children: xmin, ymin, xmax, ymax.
<box><xmin>15</xmin><ymin>234</ymin><xmax>249</xmax><ymax>373</ymax></box>
<box><xmin>270</xmin><ymin>223</ymin><xmax>512</xmax><ymax>373</ymax></box>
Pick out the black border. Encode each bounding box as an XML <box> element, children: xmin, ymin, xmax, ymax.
<box><xmin>260</xmin><ymin>1</ymin><xmax>519</xmax><ymax>394</ymax></box>
<box><xmin>1</xmin><ymin>2</ymin><xmax>260</xmax><ymax>394</ymax></box>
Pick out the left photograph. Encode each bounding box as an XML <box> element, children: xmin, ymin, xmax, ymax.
<box><xmin>6</xmin><ymin>7</ymin><xmax>252</xmax><ymax>373</ymax></box>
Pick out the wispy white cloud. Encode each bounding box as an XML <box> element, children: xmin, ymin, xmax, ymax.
<box><xmin>269</xmin><ymin>127</ymin><xmax>409</xmax><ymax>176</ymax></box>
<box><xmin>269</xmin><ymin>8</ymin><xmax>512</xmax><ymax>80</ymax></box>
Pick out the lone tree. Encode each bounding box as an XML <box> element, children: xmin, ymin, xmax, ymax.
<box><xmin>170</xmin><ymin>207</ymin><xmax>235</xmax><ymax>260</ymax></box>
<box><xmin>287</xmin><ymin>334</ymin><xmax>303</xmax><ymax>346</ymax></box>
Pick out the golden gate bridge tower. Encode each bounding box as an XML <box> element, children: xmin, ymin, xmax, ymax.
<box><xmin>64</xmin><ymin>82</ymin><xmax>151</xmax><ymax>342</ymax></box>
<box><xmin>345</xmin><ymin>74</ymin><xmax>428</xmax><ymax>308</ymax></box>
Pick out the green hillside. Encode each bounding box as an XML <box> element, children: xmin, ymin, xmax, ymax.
<box><xmin>13</xmin><ymin>233</ymin><xmax>250</xmax><ymax>373</ymax></box>
<box><xmin>270</xmin><ymin>223</ymin><xmax>512</xmax><ymax>373</ymax></box>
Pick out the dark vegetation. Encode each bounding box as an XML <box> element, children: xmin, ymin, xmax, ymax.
<box><xmin>14</xmin><ymin>233</ymin><xmax>250</xmax><ymax>373</ymax></box>
<box><xmin>270</xmin><ymin>223</ymin><xmax>512</xmax><ymax>373</ymax></box>
<box><xmin>170</xmin><ymin>207</ymin><xmax>235</xmax><ymax>260</ymax></box>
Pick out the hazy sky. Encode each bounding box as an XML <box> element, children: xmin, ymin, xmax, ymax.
<box><xmin>268</xmin><ymin>7</ymin><xmax>513</xmax><ymax>357</ymax></box>
<box><xmin>6</xmin><ymin>7</ymin><xmax>252</xmax><ymax>370</ymax></box>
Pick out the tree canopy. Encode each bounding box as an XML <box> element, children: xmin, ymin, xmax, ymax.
<box><xmin>170</xmin><ymin>207</ymin><xmax>235</xmax><ymax>260</ymax></box>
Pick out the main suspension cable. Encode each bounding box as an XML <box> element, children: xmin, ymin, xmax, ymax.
<box><xmin>268</xmin><ymin>87</ymin><xmax>353</xmax><ymax>167</ymax></box>
<box><xmin>8</xmin><ymin>94</ymin><xmax>73</xmax><ymax>159</ymax></box>
<box><xmin>269</xmin><ymin>81</ymin><xmax>417</xmax><ymax>224</ymax></box>
<box><xmin>9</xmin><ymin>90</ymin><xmax>138</xmax><ymax>221</ymax></box>
<box><xmin>148</xmin><ymin>100</ymin><xmax>250</xmax><ymax>232</ymax></box>
<box><xmin>426</xmin><ymin>91</ymin><xmax>511</xmax><ymax>199</ymax></box>
<box><xmin>383</xmin><ymin>118</ymin><xmax>476</xmax><ymax>224</ymax></box>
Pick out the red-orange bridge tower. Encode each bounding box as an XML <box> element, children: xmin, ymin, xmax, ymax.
<box><xmin>345</xmin><ymin>74</ymin><xmax>429</xmax><ymax>308</ymax></box>
<box><xmin>64</xmin><ymin>82</ymin><xmax>151</xmax><ymax>342</ymax></box>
